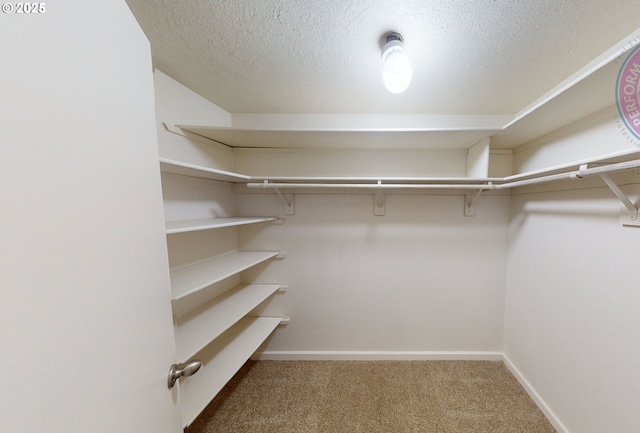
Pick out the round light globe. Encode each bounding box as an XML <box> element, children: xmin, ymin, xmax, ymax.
<box><xmin>382</xmin><ymin>40</ymin><xmax>412</xmax><ymax>94</ymax></box>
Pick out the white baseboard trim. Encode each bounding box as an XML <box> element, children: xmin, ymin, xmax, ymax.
<box><xmin>252</xmin><ymin>350</ymin><xmax>503</xmax><ymax>361</ymax></box>
<box><xmin>502</xmin><ymin>354</ymin><xmax>569</xmax><ymax>433</ymax></box>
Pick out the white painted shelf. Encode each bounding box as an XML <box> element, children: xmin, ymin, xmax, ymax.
<box><xmin>165</xmin><ymin>217</ymin><xmax>277</xmax><ymax>234</ymax></box>
<box><xmin>160</xmin><ymin>158</ymin><xmax>250</xmax><ymax>182</ymax></box>
<box><xmin>180</xmin><ymin>316</ymin><xmax>282</xmax><ymax>427</ymax></box>
<box><xmin>175</xmin><ymin>284</ymin><xmax>281</xmax><ymax>361</ymax></box>
<box><xmin>161</xmin><ymin>149</ymin><xmax>640</xmax><ymax>189</ymax></box>
<box><xmin>170</xmin><ymin>250</ymin><xmax>279</xmax><ymax>301</ymax></box>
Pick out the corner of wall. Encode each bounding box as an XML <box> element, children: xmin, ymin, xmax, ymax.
<box><xmin>502</xmin><ymin>354</ymin><xmax>569</xmax><ymax>433</ymax></box>
<box><xmin>466</xmin><ymin>137</ymin><xmax>490</xmax><ymax>178</ymax></box>
<box><xmin>512</xmin><ymin>106</ymin><xmax>637</xmax><ymax>174</ymax></box>
<box><xmin>153</xmin><ymin>70</ymin><xmax>235</xmax><ymax>170</ymax></box>
<box><xmin>488</xmin><ymin>149</ymin><xmax>514</xmax><ymax>177</ymax></box>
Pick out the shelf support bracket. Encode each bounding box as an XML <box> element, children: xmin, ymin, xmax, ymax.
<box><xmin>279</xmin><ymin>317</ymin><xmax>290</xmax><ymax>327</ymax></box>
<box><xmin>269</xmin><ymin>181</ymin><xmax>295</xmax><ymax>215</ymax></box>
<box><xmin>465</xmin><ymin>189</ymin><xmax>483</xmax><ymax>217</ymax></box>
<box><xmin>374</xmin><ymin>180</ymin><xmax>385</xmax><ymax>216</ymax></box>
<box><xmin>598</xmin><ymin>174</ymin><xmax>639</xmax><ymax>226</ymax></box>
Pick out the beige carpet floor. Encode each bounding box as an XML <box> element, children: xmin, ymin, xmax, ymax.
<box><xmin>186</xmin><ymin>360</ymin><xmax>555</xmax><ymax>433</ymax></box>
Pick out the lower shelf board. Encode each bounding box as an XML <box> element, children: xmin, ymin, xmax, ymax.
<box><xmin>175</xmin><ymin>284</ymin><xmax>281</xmax><ymax>362</ymax></box>
<box><xmin>179</xmin><ymin>316</ymin><xmax>282</xmax><ymax>428</ymax></box>
<box><xmin>170</xmin><ymin>250</ymin><xmax>279</xmax><ymax>301</ymax></box>
<box><xmin>165</xmin><ymin>217</ymin><xmax>277</xmax><ymax>234</ymax></box>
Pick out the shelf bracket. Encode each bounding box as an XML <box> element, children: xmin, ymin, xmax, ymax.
<box><xmin>276</xmin><ymin>285</ymin><xmax>288</xmax><ymax>293</ymax></box>
<box><xmin>599</xmin><ymin>174</ymin><xmax>639</xmax><ymax>226</ymax></box>
<box><xmin>269</xmin><ymin>181</ymin><xmax>294</xmax><ymax>215</ymax></box>
<box><xmin>465</xmin><ymin>189</ymin><xmax>483</xmax><ymax>217</ymax></box>
<box><xmin>374</xmin><ymin>180</ymin><xmax>385</xmax><ymax>216</ymax></box>
<box><xmin>278</xmin><ymin>317</ymin><xmax>290</xmax><ymax>327</ymax></box>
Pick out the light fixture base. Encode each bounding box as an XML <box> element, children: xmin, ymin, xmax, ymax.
<box><xmin>384</xmin><ymin>31</ymin><xmax>404</xmax><ymax>45</ymax></box>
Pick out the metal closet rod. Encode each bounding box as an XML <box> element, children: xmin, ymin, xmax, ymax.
<box><xmin>246</xmin><ymin>158</ymin><xmax>640</xmax><ymax>191</ymax></box>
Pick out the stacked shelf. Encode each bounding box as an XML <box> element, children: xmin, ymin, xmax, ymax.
<box><xmin>175</xmin><ymin>283</ymin><xmax>281</xmax><ymax>362</ymax></box>
<box><xmin>179</xmin><ymin>316</ymin><xmax>282</xmax><ymax>426</ymax></box>
<box><xmin>170</xmin><ymin>250</ymin><xmax>279</xmax><ymax>302</ymax></box>
<box><xmin>160</xmin><ymin>158</ymin><xmax>250</xmax><ymax>182</ymax></box>
<box><xmin>166</xmin><ymin>216</ymin><xmax>277</xmax><ymax>234</ymax></box>
<box><xmin>159</xmin><ymin>160</ymin><xmax>285</xmax><ymax>428</ymax></box>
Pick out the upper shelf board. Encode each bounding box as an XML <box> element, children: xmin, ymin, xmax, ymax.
<box><xmin>160</xmin><ymin>158</ymin><xmax>250</xmax><ymax>182</ymax></box>
<box><xmin>166</xmin><ymin>217</ymin><xmax>278</xmax><ymax>234</ymax></box>
<box><xmin>178</xmin><ymin>126</ymin><xmax>497</xmax><ymax>150</ymax></box>
<box><xmin>160</xmin><ymin>157</ymin><xmax>502</xmax><ymax>184</ymax></box>
<box><xmin>161</xmin><ymin>148</ymin><xmax>640</xmax><ymax>189</ymax></box>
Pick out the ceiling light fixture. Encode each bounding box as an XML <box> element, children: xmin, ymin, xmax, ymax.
<box><xmin>381</xmin><ymin>31</ymin><xmax>412</xmax><ymax>94</ymax></box>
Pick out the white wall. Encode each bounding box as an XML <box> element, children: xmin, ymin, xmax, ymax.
<box><xmin>237</xmin><ymin>191</ymin><xmax>510</xmax><ymax>359</ymax></box>
<box><xmin>504</xmin><ymin>184</ymin><xmax>640</xmax><ymax>433</ymax></box>
<box><xmin>154</xmin><ymin>70</ymin><xmax>235</xmax><ymax>170</ymax></box>
<box><xmin>512</xmin><ymin>106</ymin><xmax>637</xmax><ymax>174</ymax></box>
<box><xmin>0</xmin><ymin>2</ymin><xmax>181</xmax><ymax>432</ymax></box>
<box><xmin>504</xmin><ymin>100</ymin><xmax>640</xmax><ymax>432</ymax></box>
<box><xmin>234</xmin><ymin>148</ymin><xmax>468</xmax><ymax>177</ymax></box>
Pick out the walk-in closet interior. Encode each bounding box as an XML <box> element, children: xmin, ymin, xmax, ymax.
<box><xmin>3</xmin><ymin>1</ymin><xmax>640</xmax><ymax>432</ymax></box>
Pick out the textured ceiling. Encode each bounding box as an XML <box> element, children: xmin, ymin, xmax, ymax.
<box><xmin>127</xmin><ymin>0</ymin><xmax>640</xmax><ymax>116</ymax></box>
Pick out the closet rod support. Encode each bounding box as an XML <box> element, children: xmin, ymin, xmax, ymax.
<box><xmin>598</xmin><ymin>174</ymin><xmax>638</xmax><ymax>224</ymax></box>
<box><xmin>375</xmin><ymin>180</ymin><xmax>385</xmax><ymax>216</ymax></box>
<box><xmin>279</xmin><ymin>317</ymin><xmax>290</xmax><ymax>326</ymax></box>
<box><xmin>268</xmin><ymin>181</ymin><xmax>295</xmax><ymax>215</ymax></box>
<box><xmin>465</xmin><ymin>188</ymin><xmax>484</xmax><ymax>217</ymax></box>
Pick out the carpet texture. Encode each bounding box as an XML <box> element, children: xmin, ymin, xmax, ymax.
<box><xmin>186</xmin><ymin>360</ymin><xmax>555</xmax><ymax>433</ymax></box>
